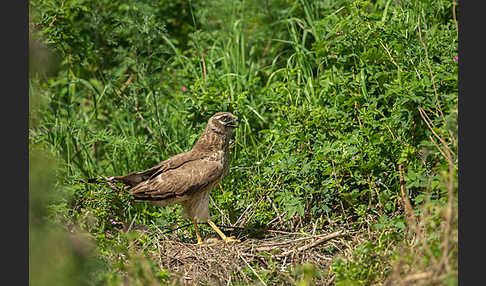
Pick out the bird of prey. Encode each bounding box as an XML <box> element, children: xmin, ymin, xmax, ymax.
<box><xmin>112</xmin><ymin>112</ymin><xmax>239</xmax><ymax>245</ymax></box>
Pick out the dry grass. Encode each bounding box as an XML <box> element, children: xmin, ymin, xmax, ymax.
<box><xmin>121</xmin><ymin>227</ymin><xmax>349</xmax><ymax>285</ymax></box>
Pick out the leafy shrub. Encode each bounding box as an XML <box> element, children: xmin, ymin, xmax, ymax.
<box><xmin>30</xmin><ymin>0</ymin><xmax>457</xmax><ymax>284</ymax></box>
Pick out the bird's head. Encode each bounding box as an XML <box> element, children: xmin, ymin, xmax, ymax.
<box><xmin>208</xmin><ymin>112</ymin><xmax>239</xmax><ymax>134</ymax></box>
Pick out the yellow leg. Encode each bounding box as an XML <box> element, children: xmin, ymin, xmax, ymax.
<box><xmin>193</xmin><ymin>219</ymin><xmax>203</xmax><ymax>245</ymax></box>
<box><xmin>207</xmin><ymin>220</ymin><xmax>240</xmax><ymax>243</ymax></box>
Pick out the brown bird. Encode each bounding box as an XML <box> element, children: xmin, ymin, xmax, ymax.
<box><xmin>113</xmin><ymin>112</ymin><xmax>239</xmax><ymax>244</ymax></box>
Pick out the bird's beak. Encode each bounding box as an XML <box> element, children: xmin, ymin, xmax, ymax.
<box><xmin>226</xmin><ymin>116</ymin><xmax>239</xmax><ymax>128</ymax></box>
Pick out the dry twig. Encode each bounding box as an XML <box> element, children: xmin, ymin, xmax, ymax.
<box><xmin>417</xmin><ymin>17</ymin><xmax>455</xmax><ymax>145</ymax></box>
<box><xmin>276</xmin><ymin>230</ymin><xmax>345</xmax><ymax>257</ymax></box>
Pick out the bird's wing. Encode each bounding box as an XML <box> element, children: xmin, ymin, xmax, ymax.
<box><xmin>129</xmin><ymin>159</ymin><xmax>224</xmax><ymax>202</ymax></box>
<box><xmin>113</xmin><ymin>151</ymin><xmax>206</xmax><ymax>187</ymax></box>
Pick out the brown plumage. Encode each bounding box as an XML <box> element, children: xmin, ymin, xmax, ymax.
<box><xmin>113</xmin><ymin>112</ymin><xmax>239</xmax><ymax>244</ymax></box>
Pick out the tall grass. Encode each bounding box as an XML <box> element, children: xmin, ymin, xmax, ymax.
<box><xmin>30</xmin><ymin>0</ymin><xmax>457</xmax><ymax>284</ymax></box>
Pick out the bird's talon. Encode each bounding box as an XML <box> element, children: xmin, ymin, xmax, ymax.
<box><xmin>205</xmin><ymin>237</ymin><xmax>220</xmax><ymax>245</ymax></box>
<box><xmin>223</xmin><ymin>236</ymin><xmax>240</xmax><ymax>243</ymax></box>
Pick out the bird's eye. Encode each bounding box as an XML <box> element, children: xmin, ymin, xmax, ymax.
<box><xmin>215</xmin><ymin>114</ymin><xmax>233</xmax><ymax>123</ymax></box>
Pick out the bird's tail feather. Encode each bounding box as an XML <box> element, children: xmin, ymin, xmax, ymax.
<box><xmin>82</xmin><ymin>169</ymin><xmax>158</xmax><ymax>187</ymax></box>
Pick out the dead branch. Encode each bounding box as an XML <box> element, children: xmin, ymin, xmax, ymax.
<box><xmin>276</xmin><ymin>230</ymin><xmax>345</xmax><ymax>257</ymax></box>
<box><xmin>418</xmin><ymin>107</ymin><xmax>456</xmax><ymax>159</ymax></box>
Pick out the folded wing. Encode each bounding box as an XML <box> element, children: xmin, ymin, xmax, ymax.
<box><xmin>114</xmin><ymin>151</ymin><xmax>199</xmax><ymax>187</ymax></box>
<box><xmin>129</xmin><ymin>159</ymin><xmax>224</xmax><ymax>202</ymax></box>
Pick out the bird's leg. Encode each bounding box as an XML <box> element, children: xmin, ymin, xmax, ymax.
<box><xmin>207</xmin><ymin>220</ymin><xmax>240</xmax><ymax>243</ymax></box>
<box><xmin>193</xmin><ymin>219</ymin><xmax>204</xmax><ymax>245</ymax></box>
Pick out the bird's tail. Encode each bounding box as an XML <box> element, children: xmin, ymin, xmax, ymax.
<box><xmin>78</xmin><ymin>176</ymin><xmax>120</xmax><ymax>184</ymax></box>
<box><xmin>82</xmin><ymin>171</ymin><xmax>153</xmax><ymax>188</ymax></box>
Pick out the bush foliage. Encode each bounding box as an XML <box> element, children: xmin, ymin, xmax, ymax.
<box><xmin>30</xmin><ymin>0</ymin><xmax>457</xmax><ymax>285</ymax></box>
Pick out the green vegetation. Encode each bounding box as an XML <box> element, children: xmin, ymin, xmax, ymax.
<box><xmin>29</xmin><ymin>0</ymin><xmax>457</xmax><ymax>285</ymax></box>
